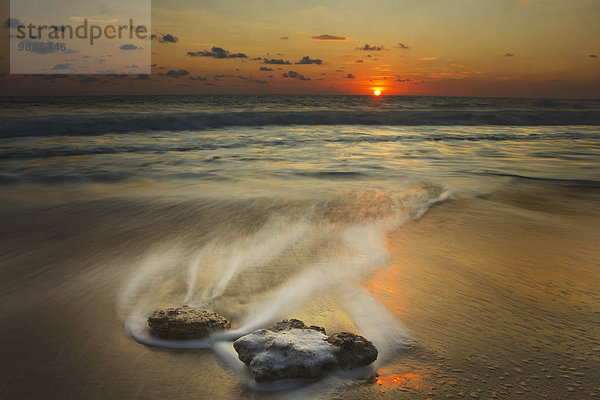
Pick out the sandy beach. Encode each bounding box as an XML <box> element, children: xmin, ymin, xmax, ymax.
<box><xmin>3</xmin><ymin>0</ymin><xmax>600</xmax><ymax>395</ymax></box>
<box><xmin>1</xmin><ymin>177</ymin><xmax>598</xmax><ymax>399</ymax></box>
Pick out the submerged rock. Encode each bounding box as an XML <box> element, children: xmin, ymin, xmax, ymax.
<box><xmin>148</xmin><ymin>306</ymin><xmax>230</xmax><ymax>340</ymax></box>
<box><xmin>233</xmin><ymin>319</ymin><xmax>378</xmax><ymax>382</ymax></box>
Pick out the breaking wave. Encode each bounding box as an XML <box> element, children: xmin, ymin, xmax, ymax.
<box><xmin>2</xmin><ymin>109</ymin><xmax>600</xmax><ymax>138</ymax></box>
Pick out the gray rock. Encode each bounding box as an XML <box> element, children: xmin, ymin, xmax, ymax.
<box><xmin>233</xmin><ymin>329</ymin><xmax>336</xmax><ymax>382</ymax></box>
<box><xmin>326</xmin><ymin>332</ymin><xmax>378</xmax><ymax>369</ymax></box>
<box><xmin>148</xmin><ymin>306</ymin><xmax>230</xmax><ymax>340</ymax></box>
<box><xmin>233</xmin><ymin>319</ymin><xmax>378</xmax><ymax>382</ymax></box>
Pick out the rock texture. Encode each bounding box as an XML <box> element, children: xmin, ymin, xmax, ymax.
<box><xmin>234</xmin><ymin>329</ymin><xmax>336</xmax><ymax>382</ymax></box>
<box><xmin>269</xmin><ymin>319</ymin><xmax>326</xmax><ymax>334</ymax></box>
<box><xmin>147</xmin><ymin>306</ymin><xmax>231</xmax><ymax>340</ymax></box>
<box><xmin>233</xmin><ymin>320</ymin><xmax>378</xmax><ymax>382</ymax></box>
<box><xmin>326</xmin><ymin>332</ymin><xmax>379</xmax><ymax>369</ymax></box>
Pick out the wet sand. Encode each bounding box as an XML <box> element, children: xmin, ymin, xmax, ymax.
<box><xmin>1</xmin><ymin>179</ymin><xmax>599</xmax><ymax>399</ymax></box>
<box><xmin>361</xmin><ymin>180</ymin><xmax>600</xmax><ymax>399</ymax></box>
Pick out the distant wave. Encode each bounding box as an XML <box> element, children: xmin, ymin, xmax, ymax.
<box><xmin>474</xmin><ymin>171</ymin><xmax>600</xmax><ymax>185</ymax></box>
<box><xmin>2</xmin><ymin>110</ymin><xmax>600</xmax><ymax>137</ymax></box>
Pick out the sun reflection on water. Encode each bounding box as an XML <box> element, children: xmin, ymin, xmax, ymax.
<box><xmin>375</xmin><ymin>369</ymin><xmax>426</xmax><ymax>390</ymax></box>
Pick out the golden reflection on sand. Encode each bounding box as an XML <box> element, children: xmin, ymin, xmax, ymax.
<box><xmin>375</xmin><ymin>369</ymin><xmax>426</xmax><ymax>390</ymax></box>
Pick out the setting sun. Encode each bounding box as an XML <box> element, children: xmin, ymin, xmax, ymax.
<box><xmin>373</xmin><ymin>89</ymin><xmax>381</xmax><ymax>96</ymax></box>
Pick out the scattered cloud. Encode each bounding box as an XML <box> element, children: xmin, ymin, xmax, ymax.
<box><xmin>280</xmin><ymin>36</ymin><xmax>289</xmax><ymax>40</ymax></box>
<box><xmin>119</xmin><ymin>44</ymin><xmax>140</xmax><ymax>51</ymax></box>
<box><xmin>395</xmin><ymin>42</ymin><xmax>410</xmax><ymax>49</ymax></box>
<box><xmin>295</xmin><ymin>56</ymin><xmax>323</xmax><ymax>65</ymax></box>
<box><xmin>345</xmin><ymin>73</ymin><xmax>355</xmax><ymax>79</ymax></box>
<box><xmin>355</xmin><ymin>59</ymin><xmax>363</xmax><ymax>63</ymax></box>
<box><xmin>52</xmin><ymin>63</ymin><xmax>70</xmax><ymax>70</ymax></box>
<box><xmin>589</xmin><ymin>54</ymin><xmax>598</xmax><ymax>58</ymax></box>
<box><xmin>204</xmin><ymin>74</ymin><xmax>268</xmax><ymax>84</ymax></box>
<box><xmin>151</xmin><ymin>33</ymin><xmax>179</xmax><ymax>43</ymax></box>
<box><xmin>495</xmin><ymin>75</ymin><xmax>520</xmax><ymax>81</ymax></box>
<box><xmin>259</xmin><ymin>66</ymin><xmax>274</xmax><ymax>71</ymax></box>
<box><xmin>166</xmin><ymin>69</ymin><xmax>190</xmax><ymax>78</ymax></box>
<box><xmin>263</xmin><ymin>58</ymin><xmax>291</xmax><ymax>65</ymax></box>
<box><xmin>311</xmin><ymin>34</ymin><xmax>349</xmax><ymax>41</ymax></box>
<box><xmin>187</xmin><ymin>46</ymin><xmax>248</xmax><ymax>58</ymax></box>
<box><xmin>503</xmin><ymin>53</ymin><xmax>515</xmax><ymax>57</ymax></box>
<box><xmin>236</xmin><ymin>75</ymin><xmax>268</xmax><ymax>84</ymax></box>
<box><xmin>397</xmin><ymin>77</ymin><xmax>411</xmax><ymax>82</ymax></box>
<box><xmin>283</xmin><ymin>70</ymin><xmax>310</xmax><ymax>80</ymax></box>
<box><xmin>357</xmin><ymin>44</ymin><xmax>385</xmax><ymax>51</ymax></box>
<box><xmin>188</xmin><ymin>76</ymin><xmax>207</xmax><ymax>81</ymax></box>
<box><xmin>4</xmin><ymin>18</ymin><xmax>21</xmax><ymax>28</ymax></box>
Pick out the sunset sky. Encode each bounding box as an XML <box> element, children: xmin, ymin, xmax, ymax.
<box><xmin>1</xmin><ymin>0</ymin><xmax>599</xmax><ymax>97</ymax></box>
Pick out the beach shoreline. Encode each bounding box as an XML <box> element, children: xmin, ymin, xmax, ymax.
<box><xmin>1</xmin><ymin>177</ymin><xmax>598</xmax><ymax>399</ymax></box>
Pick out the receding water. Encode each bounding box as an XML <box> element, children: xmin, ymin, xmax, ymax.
<box><xmin>1</xmin><ymin>95</ymin><xmax>599</xmax><ymax>399</ymax></box>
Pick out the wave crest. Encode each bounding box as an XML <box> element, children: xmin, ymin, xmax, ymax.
<box><xmin>2</xmin><ymin>110</ymin><xmax>600</xmax><ymax>137</ymax></box>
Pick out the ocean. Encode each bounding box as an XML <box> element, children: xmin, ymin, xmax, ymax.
<box><xmin>1</xmin><ymin>95</ymin><xmax>599</xmax><ymax>399</ymax></box>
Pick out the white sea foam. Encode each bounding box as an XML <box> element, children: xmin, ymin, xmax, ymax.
<box><xmin>120</xmin><ymin>185</ymin><xmax>449</xmax><ymax>389</ymax></box>
<box><xmin>341</xmin><ymin>286</ymin><xmax>412</xmax><ymax>365</ymax></box>
<box><xmin>192</xmin><ymin>217</ymin><xmax>310</xmax><ymax>308</ymax></box>
<box><xmin>117</xmin><ymin>245</ymin><xmax>188</xmax><ymax>319</ymax></box>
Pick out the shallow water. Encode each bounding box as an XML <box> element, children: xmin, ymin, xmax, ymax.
<box><xmin>1</xmin><ymin>177</ymin><xmax>598</xmax><ymax>399</ymax></box>
<box><xmin>1</xmin><ymin>95</ymin><xmax>599</xmax><ymax>399</ymax></box>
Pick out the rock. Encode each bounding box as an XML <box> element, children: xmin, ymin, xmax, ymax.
<box><xmin>233</xmin><ymin>329</ymin><xmax>336</xmax><ymax>382</ymax></box>
<box><xmin>233</xmin><ymin>319</ymin><xmax>378</xmax><ymax>382</ymax></box>
<box><xmin>326</xmin><ymin>332</ymin><xmax>378</xmax><ymax>368</ymax></box>
<box><xmin>147</xmin><ymin>306</ymin><xmax>230</xmax><ymax>340</ymax></box>
<box><xmin>365</xmin><ymin>373</ymin><xmax>379</xmax><ymax>384</ymax></box>
<box><xmin>269</xmin><ymin>319</ymin><xmax>326</xmax><ymax>334</ymax></box>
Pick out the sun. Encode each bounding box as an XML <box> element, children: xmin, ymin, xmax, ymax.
<box><xmin>373</xmin><ymin>89</ymin><xmax>382</xmax><ymax>96</ymax></box>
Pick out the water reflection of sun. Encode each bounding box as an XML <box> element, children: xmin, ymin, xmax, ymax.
<box><xmin>376</xmin><ymin>369</ymin><xmax>425</xmax><ymax>390</ymax></box>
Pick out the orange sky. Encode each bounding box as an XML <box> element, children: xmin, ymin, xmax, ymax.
<box><xmin>1</xmin><ymin>0</ymin><xmax>599</xmax><ymax>97</ymax></box>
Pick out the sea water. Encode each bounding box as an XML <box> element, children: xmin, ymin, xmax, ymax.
<box><xmin>1</xmin><ymin>95</ymin><xmax>599</xmax><ymax>399</ymax></box>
